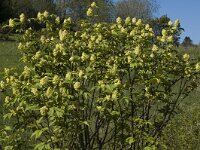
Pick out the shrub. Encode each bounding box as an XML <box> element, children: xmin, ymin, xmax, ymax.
<box><xmin>1</xmin><ymin>3</ymin><xmax>200</xmax><ymax>150</ymax></box>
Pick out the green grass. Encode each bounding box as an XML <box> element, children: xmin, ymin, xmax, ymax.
<box><xmin>178</xmin><ymin>46</ymin><xmax>200</xmax><ymax>59</ymax></box>
<box><xmin>0</xmin><ymin>40</ymin><xmax>22</xmax><ymax>72</ymax></box>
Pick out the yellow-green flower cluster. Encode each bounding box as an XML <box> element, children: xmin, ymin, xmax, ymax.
<box><xmin>86</xmin><ymin>2</ymin><xmax>97</xmax><ymax>17</ymax></box>
<box><xmin>63</xmin><ymin>17</ymin><xmax>72</xmax><ymax>27</ymax></box>
<box><xmin>152</xmin><ymin>44</ymin><xmax>158</xmax><ymax>51</ymax></box>
<box><xmin>37</xmin><ymin>11</ymin><xmax>50</xmax><ymax>21</ymax></box>
<box><xmin>8</xmin><ymin>19</ymin><xmax>15</xmax><ymax>27</ymax></box>
<box><xmin>40</xmin><ymin>106</ymin><xmax>48</xmax><ymax>116</ymax></box>
<box><xmin>53</xmin><ymin>43</ymin><xmax>65</xmax><ymax>56</ymax></box>
<box><xmin>116</xmin><ymin>17</ymin><xmax>122</xmax><ymax>24</ymax></box>
<box><xmin>56</xmin><ymin>17</ymin><xmax>60</xmax><ymax>25</ymax></box>
<box><xmin>40</xmin><ymin>76</ymin><xmax>48</xmax><ymax>86</ymax></box>
<box><xmin>59</xmin><ymin>87</ymin><xmax>68</xmax><ymax>97</ymax></box>
<box><xmin>31</xmin><ymin>87</ymin><xmax>38</xmax><ymax>96</ymax></box>
<box><xmin>5</xmin><ymin>96</ymin><xmax>11</xmax><ymax>104</ymax></box>
<box><xmin>59</xmin><ymin>30</ymin><xmax>68</xmax><ymax>41</ymax></box>
<box><xmin>34</xmin><ymin>51</ymin><xmax>42</xmax><ymax>60</ymax></box>
<box><xmin>46</xmin><ymin>87</ymin><xmax>53</xmax><ymax>98</ymax></box>
<box><xmin>40</xmin><ymin>35</ymin><xmax>46</xmax><ymax>44</ymax></box>
<box><xmin>65</xmin><ymin>72</ymin><xmax>73</xmax><ymax>81</ymax></box>
<box><xmin>52</xmin><ymin>75</ymin><xmax>60</xmax><ymax>85</ymax></box>
<box><xmin>0</xmin><ymin>81</ymin><xmax>5</xmax><ymax>91</ymax></box>
<box><xmin>136</xmin><ymin>19</ymin><xmax>142</xmax><ymax>26</ymax></box>
<box><xmin>19</xmin><ymin>13</ymin><xmax>25</xmax><ymax>23</ymax></box>
<box><xmin>74</xmin><ymin>82</ymin><xmax>81</xmax><ymax>91</ymax></box>
<box><xmin>22</xmin><ymin>66</ymin><xmax>33</xmax><ymax>78</ymax></box>
<box><xmin>43</xmin><ymin>11</ymin><xmax>49</xmax><ymax>18</ymax></box>
<box><xmin>78</xmin><ymin>70</ymin><xmax>84</xmax><ymax>78</ymax></box>
<box><xmin>37</xmin><ymin>12</ymin><xmax>43</xmax><ymax>21</ymax></box>
<box><xmin>90</xmin><ymin>54</ymin><xmax>96</xmax><ymax>61</ymax></box>
<box><xmin>183</xmin><ymin>53</ymin><xmax>190</xmax><ymax>62</ymax></box>
<box><xmin>195</xmin><ymin>63</ymin><xmax>200</xmax><ymax>71</ymax></box>
<box><xmin>81</xmin><ymin>52</ymin><xmax>89</xmax><ymax>61</ymax></box>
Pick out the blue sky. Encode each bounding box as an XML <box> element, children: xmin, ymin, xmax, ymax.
<box><xmin>157</xmin><ymin>0</ymin><xmax>200</xmax><ymax>44</ymax></box>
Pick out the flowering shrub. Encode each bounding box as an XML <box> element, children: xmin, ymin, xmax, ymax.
<box><xmin>1</xmin><ymin>3</ymin><xmax>200</xmax><ymax>150</ymax></box>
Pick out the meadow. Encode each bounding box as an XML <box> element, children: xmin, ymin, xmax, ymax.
<box><xmin>0</xmin><ymin>34</ymin><xmax>200</xmax><ymax>149</ymax></box>
<box><xmin>0</xmin><ymin>35</ymin><xmax>23</xmax><ymax>73</ymax></box>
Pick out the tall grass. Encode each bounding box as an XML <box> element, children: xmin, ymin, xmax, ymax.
<box><xmin>0</xmin><ymin>40</ymin><xmax>22</xmax><ymax>73</ymax></box>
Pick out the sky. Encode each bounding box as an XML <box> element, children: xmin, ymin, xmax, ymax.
<box><xmin>157</xmin><ymin>0</ymin><xmax>200</xmax><ymax>44</ymax></box>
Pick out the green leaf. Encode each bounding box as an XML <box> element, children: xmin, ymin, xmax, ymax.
<box><xmin>81</xmin><ymin>121</ymin><xmax>89</xmax><ymax>126</ymax></box>
<box><xmin>144</xmin><ymin>145</ymin><xmax>156</xmax><ymax>150</ymax></box>
<box><xmin>3</xmin><ymin>113</ymin><xmax>13</xmax><ymax>120</ymax></box>
<box><xmin>34</xmin><ymin>142</ymin><xmax>45</xmax><ymax>150</ymax></box>
<box><xmin>130</xmin><ymin>63</ymin><xmax>138</xmax><ymax>68</ymax></box>
<box><xmin>111</xmin><ymin>111</ymin><xmax>120</xmax><ymax>116</ymax></box>
<box><xmin>48</xmin><ymin>107</ymin><xmax>55</xmax><ymax>116</ymax></box>
<box><xmin>4</xmin><ymin>146</ymin><xmax>14</xmax><ymax>150</ymax></box>
<box><xmin>25</xmin><ymin>104</ymin><xmax>39</xmax><ymax>111</ymax></box>
<box><xmin>31</xmin><ymin>128</ymin><xmax>47</xmax><ymax>139</ymax></box>
<box><xmin>144</xmin><ymin>146</ymin><xmax>152</xmax><ymax>150</ymax></box>
<box><xmin>148</xmin><ymin>78</ymin><xmax>160</xmax><ymax>84</ymax></box>
<box><xmin>55</xmin><ymin>107</ymin><xmax>64</xmax><ymax>118</ymax></box>
<box><xmin>4</xmin><ymin>126</ymin><xmax>12</xmax><ymax>131</ymax></box>
<box><xmin>126</xmin><ymin>137</ymin><xmax>135</xmax><ymax>145</ymax></box>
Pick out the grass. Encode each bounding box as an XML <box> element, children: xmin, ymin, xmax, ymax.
<box><xmin>178</xmin><ymin>45</ymin><xmax>200</xmax><ymax>59</ymax></box>
<box><xmin>0</xmin><ymin>40</ymin><xmax>22</xmax><ymax>73</ymax></box>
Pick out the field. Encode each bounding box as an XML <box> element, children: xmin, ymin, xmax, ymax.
<box><xmin>0</xmin><ymin>36</ymin><xmax>200</xmax><ymax>149</ymax></box>
<box><xmin>0</xmin><ymin>36</ymin><xmax>23</xmax><ymax>74</ymax></box>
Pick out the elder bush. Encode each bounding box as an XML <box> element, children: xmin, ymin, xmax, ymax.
<box><xmin>0</xmin><ymin>3</ymin><xmax>200</xmax><ymax>150</ymax></box>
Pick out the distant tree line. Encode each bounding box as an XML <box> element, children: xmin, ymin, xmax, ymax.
<box><xmin>0</xmin><ymin>0</ymin><xmax>185</xmax><ymax>45</ymax></box>
<box><xmin>0</xmin><ymin>0</ymin><xmax>159</xmax><ymax>23</ymax></box>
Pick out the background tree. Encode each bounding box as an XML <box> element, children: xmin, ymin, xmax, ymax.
<box><xmin>10</xmin><ymin>0</ymin><xmax>36</xmax><ymax>17</ymax></box>
<box><xmin>55</xmin><ymin>0</ymin><xmax>114</xmax><ymax>22</ymax></box>
<box><xmin>182</xmin><ymin>36</ymin><xmax>193</xmax><ymax>47</ymax></box>
<box><xmin>32</xmin><ymin>0</ymin><xmax>56</xmax><ymax>14</ymax></box>
<box><xmin>149</xmin><ymin>15</ymin><xmax>170</xmax><ymax>36</ymax></box>
<box><xmin>0</xmin><ymin>0</ymin><xmax>12</xmax><ymax>23</ymax></box>
<box><xmin>149</xmin><ymin>15</ymin><xmax>183</xmax><ymax>46</ymax></box>
<box><xmin>1</xmin><ymin>0</ymin><xmax>56</xmax><ymax>19</ymax></box>
<box><xmin>114</xmin><ymin>0</ymin><xmax>158</xmax><ymax>20</ymax></box>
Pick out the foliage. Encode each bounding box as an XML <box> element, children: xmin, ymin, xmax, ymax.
<box><xmin>32</xmin><ymin>0</ymin><xmax>56</xmax><ymax>14</ymax></box>
<box><xmin>114</xmin><ymin>0</ymin><xmax>158</xmax><ymax>20</ymax></box>
<box><xmin>0</xmin><ymin>0</ymin><xmax>114</xmax><ymax>23</ymax></box>
<box><xmin>9</xmin><ymin>0</ymin><xmax>56</xmax><ymax>18</ymax></box>
<box><xmin>1</xmin><ymin>3</ymin><xmax>200</xmax><ymax>149</ymax></box>
<box><xmin>0</xmin><ymin>0</ymin><xmax>12</xmax><ymax>23</ymax></box>
<box><xmin>55</xmin><ymin>0</ymin><xmax>114</xmax><ymax>22</ymax></box>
